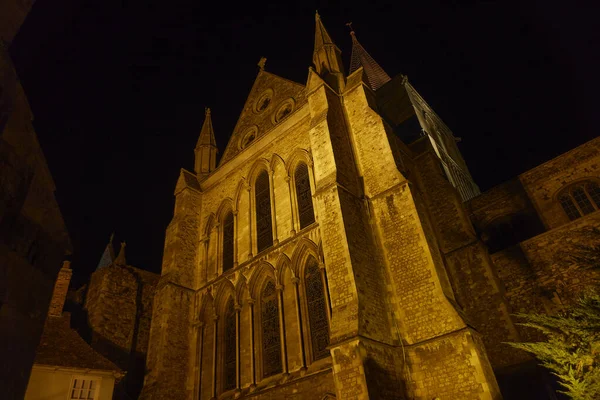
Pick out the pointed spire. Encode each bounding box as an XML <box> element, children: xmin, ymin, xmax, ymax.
<box><xmin>196</xmin><ymin>108</ymin><xmax>217</xmax><ymax>148</ymax></box>
<box><xmin>195</xmin><ymin>108</ymin><xmax>219</xmax><ymax>176</ymax></box>
<box><xmin>312</xmin><ymin>12</ymin><xmax>345</xmax><ymax>90</ymax></box>
<box><xmin>114</xmin><ymin>242</ymin><xmax>127</xmax><ymax>266</ymax></box>
<box><xmin>96</xmin><ymin>233</ymin><xmax>115</xmax><ymax>270</ymax></box>
<box><xmin>349</xmin><ymin>28</ymin><xmax>391</xmax><ymax>91</ymax></box>
<box><xmin>314</xmin><ymin>11</ymin><xmax>335</xmax><ymax>50</ymax></box>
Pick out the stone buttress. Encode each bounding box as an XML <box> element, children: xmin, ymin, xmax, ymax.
<box><xmin>140</xmin><ymin>170</ymin><xmax>201</xmax><ymax>399</ymax></box>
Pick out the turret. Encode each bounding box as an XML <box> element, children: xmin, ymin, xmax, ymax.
<box><xmin>194</xmin><ymin>108</ymin><xmax>218</xmax><ymax>176</ymax></box>
<box><xmin>312</xmin><ymin>12</ymin><xmax>345</xmax><ymax>91</ymax></box>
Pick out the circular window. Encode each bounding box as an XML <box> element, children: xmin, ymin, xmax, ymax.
<box><xmin>273</xmin><ymin>99</ymin><xmax>295</xmax><ymax>123</ymax></box>
<box><xmin>254</xmin><ymin>89</ymin><xmax>274</xmax><ymax>114</ymax></box>
<box><xmin>240</xmin><ymin>126</ymin><xmax>258</xmax><ymax>149</ymax></box>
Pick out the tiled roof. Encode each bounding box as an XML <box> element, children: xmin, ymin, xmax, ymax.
<box><xmin>34</xmin><ymin>314</ymin><xmax>123</xmax><ymax>374</ymax></box>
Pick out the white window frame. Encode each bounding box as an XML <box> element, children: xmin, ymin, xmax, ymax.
<box><xmin>68</xmin><ymin>375</ymin><xmax>101</xmax><ymax>400</ymax></box>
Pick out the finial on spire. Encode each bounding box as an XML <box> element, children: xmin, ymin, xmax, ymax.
<box><xmin>257</xmin><ymin>57</ymin><xmax>267</xmax><ymax>70</ymax></box>
<box><xmin>205</xmin><ymin>107</ymin><xmax>211</xmax><ymax>116</ymax></box>
<box><xmin>345</xmin><ymin>21</ymin><xmax>354</xmax><ymax>34</ymax></box>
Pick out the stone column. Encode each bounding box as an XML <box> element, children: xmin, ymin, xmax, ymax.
<box><xmin>195</xmin><ymin>321</ymin><xmax>205</xmax><ymax>400</ymax></box>
<box><xmin>285</xmin><ymin>175</ymin><xmax>297</xmax><ymax>235</ymax></box>
<box><xmin>235</xmin><ymin>305</ymin><xmax>242</xmax><ymax>391</ymax></box>
<box><xmin>318</xmin><ymin>262</ymin><xmax>332</xmax><ymax>326</ymax></box>
<box><xmin>232</xmin><ymin>210</ymin><xmax>239</xmax><ymax>268</ymax></box>
<box><xmin>211</xmin><ymin>316</ymin><xmax>219</xmax><ymax>399</ymax></box>
<box><xmin>268</xmin><ymin>168</ymin><xmax>279</xmax><ymax>245</ymax></box>
<box><xmin>247</xmin><ymin>185</ymin><xmax>253</xmax><ymax>259</ymax></box>
<box><xmin>276</xmin><ymin>284</ymin><xmax>289</xmax><ymax>375</ymax></box>
<box><xmin>291</xmin><ymin>277</ymin><xmax>307</xmax><ymax>370</ymax></box>
<box><xmin>248</xmin><ymin>299</ymin><xmax>257</xmax><ymax>388</ymax></box>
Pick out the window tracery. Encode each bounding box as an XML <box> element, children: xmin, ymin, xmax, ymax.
<box><xmin>223</xmin><ymin>299</ymin><xmax>236</xmax><ymax>391</ymax></box>
<box><xmin>222</xmin><ymin>211</ymin><xmax>234</xmax><ymax>272</ymax></box>
<box><xmin>305</xmin><ymin>256</ymin><xmax>329</xmax><ymax>361</ymax></box>
<box><xmin>261</xmin><ymin>281</ymin><xmax>282</xmax><ymax>377</ymax></box>
<box><xmin>558</xmin><ymin>181</ymin><xmax>600</xmax><ymax>221</ymax></box>
<box><xmin>295</xmin><ymin>163</ymin><xmax>315</xmax><ymax>229</ymax></box>
<box><xmin>255</xmin><ymin>171</ymin><xmax>273</xmax><ymax>253</ymax></box>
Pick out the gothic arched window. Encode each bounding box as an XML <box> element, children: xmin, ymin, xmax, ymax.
<box><xmin>304</xmin><ymin>256</ymin><xmax>330</xmax><ymax>361</ymax></box>
<box><xmin>255</xmin><ymin>171</ymin><xmax>273</xmax><ymax>253</ymax></box>
<box><xmin>295</xmin><ymin>163</ymin><xmax>315</xmax><ymax>229</ymax></box>
<box><xmin>222</xmin><ymin>211</ymin><xmax>234</xmax><ymax>272</ymax></box>
<box><xmin>558</xmin><ymin>181</ymin><xmax>600</xmax><ymax>221</ymax></box>
<box><xmin>223</xmin><ymin>299</ymin><xmax>236</xmax><ymax>391</ymax></box>
<box><xmin>261</xmin><ymin>281</ymin><xmax>282</xmax><ymax>378</ymax></box>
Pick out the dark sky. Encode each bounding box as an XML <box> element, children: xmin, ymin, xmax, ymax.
<box><xmin>9</xmin><ymin>0</ymin><xmax>599</xmax><ymax>286</ymax></box>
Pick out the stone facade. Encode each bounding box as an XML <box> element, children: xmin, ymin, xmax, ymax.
<box><xmin>139</xmin><ymin>13</ymin><xmax>599</xmax><ymax>400</ymax></box>
<box><xmin>0</xmin><ymin>2</ymin><xmax>72</xmax><ymax>398</ymax></box>
<box><xmin>76</xmin><ymin>244</ymin><xmax>160</xmax><ymax>399</ymax></box>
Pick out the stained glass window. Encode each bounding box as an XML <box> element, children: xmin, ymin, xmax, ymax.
<box><xmin>295</xmin><ymin>163</ymin><xmax>315</xmax><ymax>229</ymax></box>
<box><xmin>223</xmin><ymin>299</ymin><xmax>236</xmax><ymax>391</ymax></box>
<box><xmin>222</xmin><ymin>212</ymin><xmax>234</xmax><ymax>272</ymax></box>
<box><xmin>558</xmin><ymin>182</ymin><xmax>600</xmax><ymax>221</ymax></box>
<box><xmin>560</xmin><ymin>194</ymin><xmax>580</xmax><ymax>221</ymax></box>
<box><xmin>305</xmin><ymin>257</ymin><xmax>330</xmax><ymax>361</ymax></box>
<box><xmin>261</xmin><ymin>281</ymin><xmax>282</xmax><ymax>377</ymax></box>
<box><xmin>255</xmin><ymin>171</ymin><xmax>273</xmax><ymax>253</ymax></box>
<box><xmin>573</xmin><ymin>187</ymin><xmax>595</xmax><ymax>215</ymax></box>
<box><xmin>587</xmin><ymin>182</ymin><xmax>600</xmax><ymax>208</ymax></box>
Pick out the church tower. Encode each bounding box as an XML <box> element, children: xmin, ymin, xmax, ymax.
<box><xmin>141</xmin><ymin>13</ymin><xmax>509</xmax><ymax>400</ymax></box>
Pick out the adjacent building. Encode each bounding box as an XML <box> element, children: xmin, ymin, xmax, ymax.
<box><xmin>0</xmin><ymin>1</ymin><xmax>72</xmax><ymax>398</ymax></box>
<box><xmin>24</xmin><ymin>261</ymin><xmax>123</xmax><ymax>400</ymax></box>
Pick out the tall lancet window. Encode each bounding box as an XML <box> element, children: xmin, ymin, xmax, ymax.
<box><xmin>222</xmin><ymin>211</ymin><xmax>234</xmax><ymax>272</ymax></box>
<box><xmin>261</xmin><ymin>281</ymin><xmax>282</xmax><ymax>377</ymax></box>
<box><xmin>305</xmin><ymin>256</ymin><xmax>330</xmax><ymax>361</ymax></box>
<box><xmin>295</xmin><ymin>163</ymin><xmax>315</xmax><ymax>229</ymax></box>
<box><xmin>255</xmin><ymin>171</ymin><xmax>273</xmax><ymax>253</ymax></box>
<box><xmin>223</xmin><ymin>299</ymin><xmax>236</xmax><ymax>391</ymax></box>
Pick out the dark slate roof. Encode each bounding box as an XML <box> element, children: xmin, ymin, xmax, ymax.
<box><xmin>34</xmin><ymin>314</ymin><xmax>123</xmax><ymax>374</ymax></box>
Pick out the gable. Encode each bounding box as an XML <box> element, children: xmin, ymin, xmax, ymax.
<box><xmin>219</xmin><ymin>70</ymin><xmax>306</xmax><ymax>166</ymax></box>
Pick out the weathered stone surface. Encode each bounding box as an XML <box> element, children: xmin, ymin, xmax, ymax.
<box><xmin>0</xmin><ymin>30</ymin><xmax>71</xmax><ymax>399</ymax></box>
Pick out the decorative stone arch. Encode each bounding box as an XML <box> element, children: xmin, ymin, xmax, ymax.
<box><xmin>216</xmin><ymin>198</ymin><xmax>235</xmax><ymax>221</ymax></box>
<box><xmin>233</xmin><ymin>178</ymin><xmax>248</xmax><ymax>212</ymax></box>
<box><xmin>198</xmin><ymin>290</ymin><xmax>216</xmax><ymax>322</ymax></box>
<box><xmin>203</xmin><ymin>213</ymin><xmax>216</xmax><ymax>238</ymax></box>
<box><xmin>269</xmin><ymin>153</ymin><xmax>286</xmax><ymax>174</ymax></box>
<box><xmin>285</xmin><ymin>148</ymin><xmax>313</xmax><ymax>178</ymax></box>
<box><xmin>215</xmin><ymin>198</ymin><xmax>237</xmax><ymax>274</ymax></box>
<box><xmin>234</xmin><ymin>274</ymin><xmax>248</xmax><ymax>306</ymax></box>
<box><xmin>290</xmin><ymin>237</ymin><xmax>321</xmax><ymax>278</ymax></box>
<box><xmin>247</xmin><ymin>261</ymin><xmax>278</xmax><ymax>300</ymax></box>
<box><xmin>291</xmin><ymin>238</ymin><xmax>331</xmax><ymax>363</ymax></box>
<box><xmin>286</xmin><ymin>149</ymin><xmax>317</xmax><ymax>232</ymax></box>
<box><xmin>275</xmin><ymin>253</ymin><xmax>294</xmax><ymax>285</ymax></box>
<box><xmin>250</xmin><ymin>262</ymin><xmax>286</xmax><ymax>380</ymax></box>
<box><xmin>199</xmin><ymin>213</ymin><xmax>218</xmax><ymax>282</ymax></box>
<box><xmin>213</xmin><ymin>279</ymin><xmax>237</xmax><ymax>316</ymax></box>
<box><xmin>554</xmin><ymin>178</ymin><xmax>600</xmax><ymax>223</ymax></box>
<box><xmin>248</xmin><ymin>159</ymin><xmax>277</xmax><ymax>253</ymax></box>
<box><xmin>247</xmin><ymin>158</ymin><xmax>272</xmax><ymax>185</ymax></box>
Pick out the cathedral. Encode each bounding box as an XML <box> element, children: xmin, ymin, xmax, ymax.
<box><xmin>138</xmin><ymin>12</ymin><xmax>600</xmax><ymax>400</ymax></box>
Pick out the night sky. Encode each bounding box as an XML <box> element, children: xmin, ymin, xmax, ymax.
<box><xmin>8</xmin><ymin>1</ymin><xmax>599</xmax><ymax>286</ymax></box>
